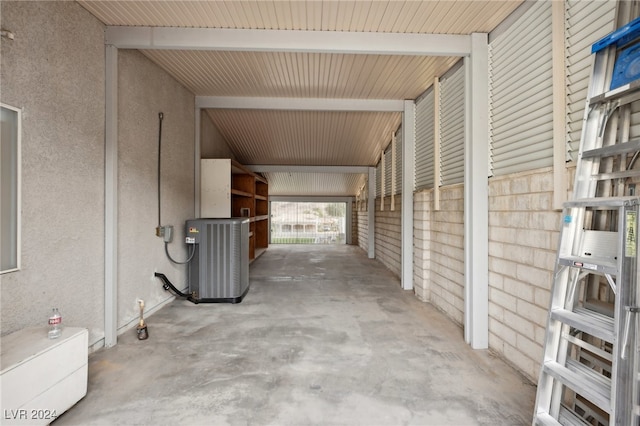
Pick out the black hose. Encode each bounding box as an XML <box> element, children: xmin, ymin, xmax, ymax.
<box><xmin>155</xmin><ymin>272</ymin><xmax>198</xmax><ymax>304</ymax></box>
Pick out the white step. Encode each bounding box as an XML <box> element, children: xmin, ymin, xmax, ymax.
<box><xmin>533</xmin><ymin>411</ymin><xmax>562</xmax><ymax>426</ymax></box>
<box><xmin>558</xmin><ymin>255</ymin><xmax>618</xmax><ymax>275</ymax></box>
<box><xmin>558</xmin><ymin>405</ymin><xmax>592</xmax><ymax>426</ymax></box>
<box><xmin>589</xmin><ymin>79</ymin><xmax>640</xmax><ymax>106</ymax></box>
<box><xmin>581</xmin><ymin>138</ymin><xmax>640</xmax><ymax>159</ymax></box>
<box><xmin>550</xmin><ymin>307</ymin><xmax>615</xmax><ymax>343</ymax></box>
<box><xmin>543</xmin><ymin>359</ymin><xmax>611</xmax><ymax>414</ymax></box>
<box><xmin>563</xmin><ymin>196</ymin><xmax>640</xmax><ymax>208</ymax></box>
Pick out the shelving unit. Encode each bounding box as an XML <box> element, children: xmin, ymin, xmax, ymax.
<box><xmin>200</xmin><ymin>158</ymin><xmax>269</xmax><ymax>261</ymax></box>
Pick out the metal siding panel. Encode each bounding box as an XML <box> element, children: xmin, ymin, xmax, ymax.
<box><xmin>265</xmin><ymin>172</ymin><xmax>365</xmax><ymax>196</ymax></box>
<box><xmin>440</xmin><ymin>65</ymin><xmax>465</xmax><ymax>186</ymax></box>
<box><xmin>79</xmin><ymin>1</ymin><xmax>521</xmax><ymax>34</ymax></box>
<box><xmin>415</xmin><ymin>89</ymin><xmax>435</xmax><ymax>189</ymax></box>
<box><xmin>395</xmin><ymin>124</ymin><xmax>403</xmax><ymax>195</ymax></box>
<box><xmin>141</xmin><ymin>49</ymin><xmax>459</xmax><ymax>101</ymax></box>
<box><xmin>489</xmin><ymin>1</ymin><xmax>553</xmax><ymax>176</ymax></box>
<box><xmin>74</xmin><ymin>0</ymin><xmax>523</xmax><ymax>197</ymax></box>
<box><xmin>205</xmin><ymin>109</ymin><xmax>401</xmax><ymax>167</ymax></box>
<box><xmin>384</xmin><ymin>146</ymin><xmax>392</xmax><ymax>195</ymax></box>
<box><xmin>565</xmin><ymin>0</ymin><xmax>616</xmax><ymax>160</ymax></box>
<box><xmin>376</xmin><ymin>161</ymin><xmax>382</xmax><ymax>198</ymax></box>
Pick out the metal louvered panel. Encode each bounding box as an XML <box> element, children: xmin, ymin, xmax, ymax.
<box><xmin>415</xmin><ymin>88</ymin><xmax>435</xmax><ymax>190</ymax></box>
<box><xmin>489</xmin><ymin>1</ymin><xmax>553</xmax><ymax>176</ymax></box>
<box><xmin>566</xmin><ymin>0</ymin><xmax>616</xmax><ymax>160</ymax></box>
<box><xmin>439</xmin><ymin>62</ymin><xmax>465</xmax><ymax>186</ymax></box>
<box><xmin>394</xmin><ymin>124</ymin><xmax>403</xmax><ymax>195</ymax></box>
<box><xmin>376</xmin><ymin>160</ymin><xmax>382</xmax><ymax>198</ymax></box>
<box><xmin>264</xmin><ymin>172</ymin><xmax>365</xmax><ymax>196</ymax></box>
<box><xmin>78</xmin><ymin>1</ymin><xmax>521</xmax><ymax>34</ymax></box>
<box><xmin>384</xmin><ymin>145</ymin><xmax>393</xmax><ymax>196</ymax></box>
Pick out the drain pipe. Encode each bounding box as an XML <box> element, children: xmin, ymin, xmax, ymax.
<box><xmin>155</xmin><ymin>272</ymin><xmax>199</xmax><ymax>304</ymax></box>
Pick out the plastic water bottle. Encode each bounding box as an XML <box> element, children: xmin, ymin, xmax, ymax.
<box><xmin>48</xmin><ymin>308</ymin><xmax>62</xmax><ymax>339</ymax></box>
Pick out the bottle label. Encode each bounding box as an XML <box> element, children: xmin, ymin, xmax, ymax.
<box><xmin>48</xmin><ymin>317</ymin><xmax>62</xmax><ymax>325</ymax></box>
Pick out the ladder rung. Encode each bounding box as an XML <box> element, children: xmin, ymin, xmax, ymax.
<box><xmin>558</xmin><ymin>255</ymin><xmax>618</xmax><ymax>275</ymax></box>
<box><xmin>534</xmin><ymin>411</ymin><xmax>562</xmax><ymax>426</ymax></box>
<box><xmin>589</xmin><ymin>80</ymin><xmax>640</xmax><ymax>106</ymax></box>
<box><xmin>564</xmin><ymin>196</ymin><xmax>640</xmax><ymax>208</ymax></box>
<box><xmin>551</xmin><ymin>307</ymin><xmax>615</xmax><ymax>343</ymax></box>
<box><xmin>592</xmin><ymin>169</ymin><xmax>640</xmax><ymax>181</ymax></box>
<box><xmin>559</xmin><ymin>405</ymin><xmax>591</xmax><ymax>426</ymax></box>
<box><xmin>543</xmin><ymin>359</ymin><xmax>612</xmax><ymax>414</ymax></box>
<box><xmin>581</xmin><ymin>138</ymin><xmax>640</xmax><ymax>159</ymax></box>
<box><xmin>534</xmin><ymin>407</ymin><xmax>590</xmax><ymax>426</ymax></box>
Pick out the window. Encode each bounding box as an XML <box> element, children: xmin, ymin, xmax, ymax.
<box><xmin>1</xmin><ymin>103</ymin><xmax>21</xmax><ymax>273</ymax></box>
<box><xmin>270</xmin><ymin>202</ymin><xmax>346</xmax><ymax>244</ymax></box>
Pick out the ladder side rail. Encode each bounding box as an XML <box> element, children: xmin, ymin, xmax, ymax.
<box><xmin>575</xmin><ymin>46</ymin><xmax>620</xmax><ymax>201</ymax></box>
<box><xmin>612</xmin><ymin>202</ymin><xmax>639</xmax><ymax>425</ymax></box>
<box><xmin>615</xmin><ymin>105</ymin><xmax>632</xmax><ymax>198</ymax></box>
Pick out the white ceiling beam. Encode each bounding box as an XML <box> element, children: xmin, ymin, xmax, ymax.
<box><xmin>105</xmin><ymin>26</ymin><xmax>471</xmax><ymax>56</ymax></box>
<box><xmin>246</xmin><ymin>165</ymin><xmax>369</xmax><ymax>174</ymax></box>
<box><xmin>196</xmin><ymin>96</ymin><xmax>404</xmax><ymax>112</ymax></box>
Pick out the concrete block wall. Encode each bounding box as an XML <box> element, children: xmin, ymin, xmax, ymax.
<box><xmin>428</xmin><ymin>185</ymin><xmax>465</xmax><ymax>325</ymax></box>
<box><xmin>374</xmin><ymin>196</ymin><xmax>402</xmax><ymax>278</ymax></box>
<box><xmin>488</xmin><ymin>168</ymin><xmax>559</xmax><ymax>381</ymax></box>
<box><xmin>356</xmin><ymin>209</ymin><xmax>368</xmax><ymax>252</ymax></box>
<box><xmin>413</xmin><ymin>190</ymin><xmax>432</xmax><ymax>302</ymax></box>
<box><xmin>351</xmin><ymin>203</ymin><xmax>358</xmax><ymax>245</ymax></box>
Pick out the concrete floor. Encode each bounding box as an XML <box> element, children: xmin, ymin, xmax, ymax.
<box><xmin>56</xmin><ymin>245</ymin><xmax>535</xmax><ymax>425</ymax></box>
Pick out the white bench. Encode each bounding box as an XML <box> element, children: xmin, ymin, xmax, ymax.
<box><xmin>0</xmin><ymin>327</ymin><xmax>88</xmax><ymax>425</ymax></box>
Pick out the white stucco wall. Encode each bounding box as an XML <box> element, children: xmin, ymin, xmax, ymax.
<box><xmin>116</xmin><ymin>50</ymin><xmax>195</xmax><ymax>332</ymax></box>
<box><xmin>0</xmin><ymin>2</ymin><xmax>198</xmax><ymax>349</ymax></box>
<box><xmin>0</xmin><ymin>1</ymin><xmax>106</xmax><ymax>344</ymax></box>
<box><xmin>201</xmin><ymin>110</ymin><xmax>236</xmax><ymax>160</ymax></box>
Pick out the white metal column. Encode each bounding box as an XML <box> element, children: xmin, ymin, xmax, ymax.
<box><xmin>194</xmin><ymin>107</ymin><xmax>201</xmax><ymax>217</ymax></box>
<box><xmin>368</xmin><ymin>167</ymin><xmax>376</xmax><ymax>259</ymax></box>
<box><xmin>402</xmin><ymin>100</ymin><xmax>415</xmax><ymax>290</ymax></box>
<box><xmin>104</xmin><ymin>45</ymin><xmax>118</xmax><ymax>348</ymax></box>
<box><xmin>464</xmin><ymin>33</ymin><xmax>489</xmax><ymax>349</ymax></box>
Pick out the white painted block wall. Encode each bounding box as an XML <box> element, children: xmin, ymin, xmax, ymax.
<box><xmin>374</xmin><ymin>196</ymin><xmax>402</xmax><ymax>278</ymax></box>
<box><xmin>488</xmin><ymin>168</ymin><xmax>559</xmax><ymax>380</ymax></box>
<box><xmin>356</xmin><ymin>210</ymin><xmax>368</xmax><ymax>252</ymax></box>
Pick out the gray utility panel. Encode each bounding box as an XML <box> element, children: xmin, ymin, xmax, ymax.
<box><xmin>186</xmin><ymin>218</ymin><xmax>250</xmax><ymax>303</ymax></box>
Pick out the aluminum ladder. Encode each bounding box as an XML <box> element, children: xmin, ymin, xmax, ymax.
<box><xmin>533</xmin><ymin>15</ymin><xmax>640</xmax><ymax>426</ymax></box>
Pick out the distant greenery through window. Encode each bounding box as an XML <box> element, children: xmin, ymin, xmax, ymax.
<box><xmin>270</xmin><ymin>202</ymin><xmax>346</xmax><ymax>244</ymax></box>
<box><xmin>1</xmin><ymin>104</ymin><xmax>20</xmax><ymax>273</ymax></box>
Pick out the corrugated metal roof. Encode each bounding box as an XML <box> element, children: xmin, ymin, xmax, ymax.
<box><xmin>205</xmin><ymin>109</ymin><xmax>401</xmax><ymax>167</ymax></box>
<box><xmin>79</xmin><ymin>1</ymin><xmax>520</xmax><ymax>34</ymax></box>
<box><xmin>77</xmin><ymin>0</ymin><xmax>522</xmax><ymax>196</ymax></box>
<box><xmin>264</xmin><ymin>172</ymin><xmax>367</xmax><ymax>197</ymax></box>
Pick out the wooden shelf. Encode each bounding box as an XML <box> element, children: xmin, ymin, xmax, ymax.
<box><xmin>231</xmin><ymin>189</ymin><xmax>253</xmax><ymax>198</ymax></box>
<box><xmin>201</xmin><ymin>158</ymin><xmax>269</xmax><ymax>261</ymax></box>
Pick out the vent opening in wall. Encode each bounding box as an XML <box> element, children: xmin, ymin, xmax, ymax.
<box><xmin>270</xmin><ymin>202</ymin><xmax>346</xmax><ymax>244</ymax></box>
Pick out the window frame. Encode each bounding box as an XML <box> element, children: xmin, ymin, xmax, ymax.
<box><xmin>1</xmin><ymin>103</ymin><xmax>22</xmax><ymax>274</ymax></box>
